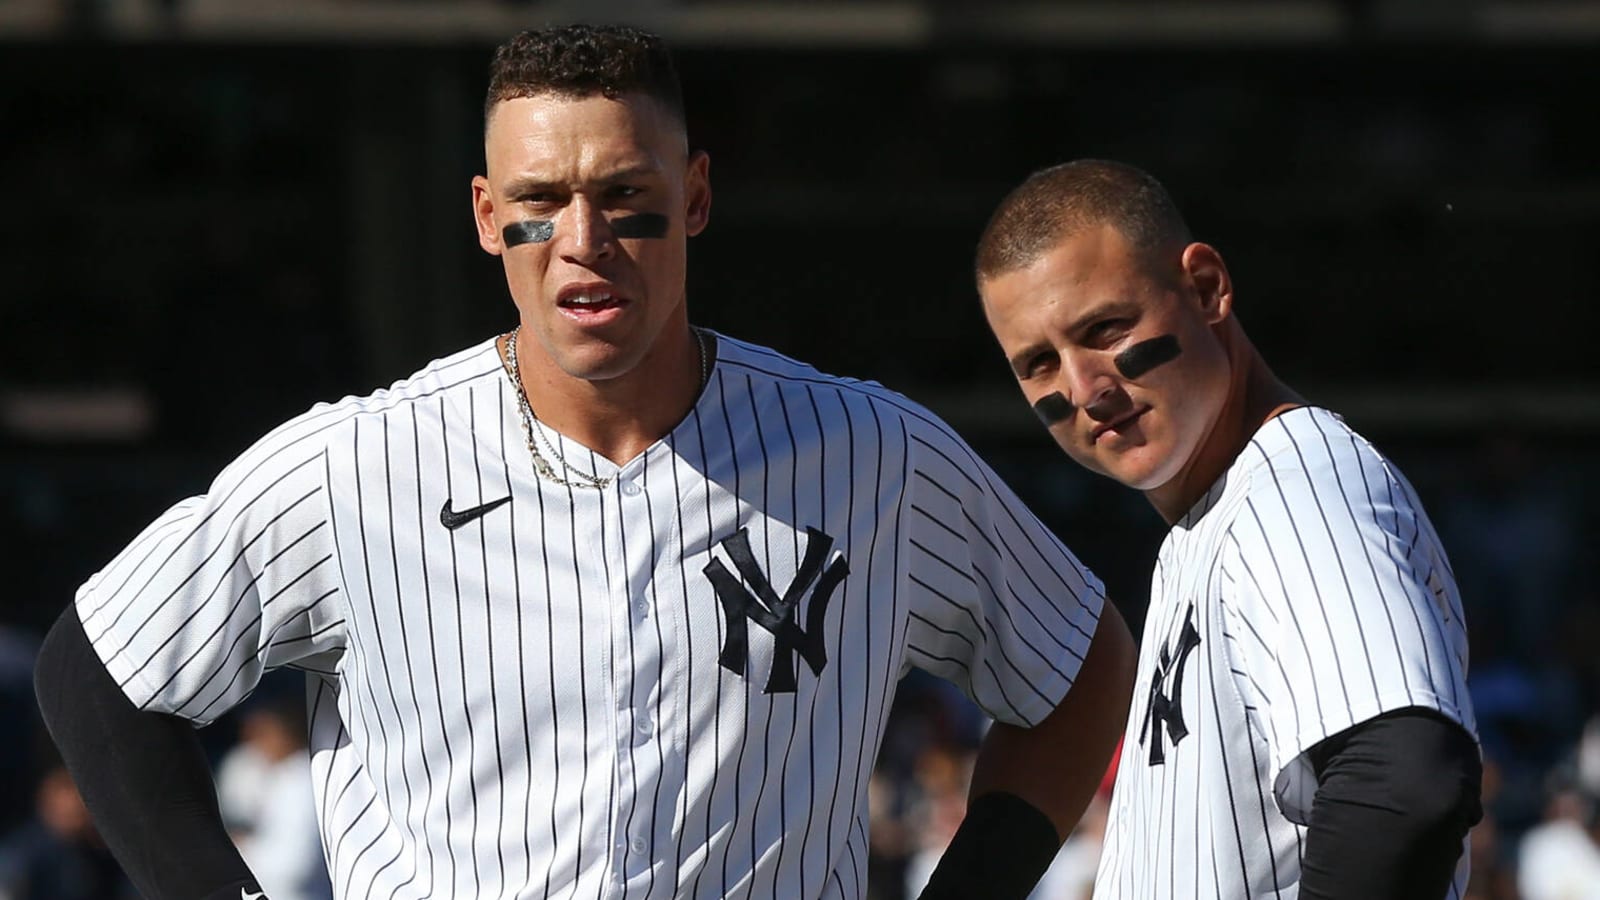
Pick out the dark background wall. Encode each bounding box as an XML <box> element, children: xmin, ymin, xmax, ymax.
<box><xmin>6</xmin><ymin>16</ymin><xmax>1596</xmax><ymax>630</ymax></box>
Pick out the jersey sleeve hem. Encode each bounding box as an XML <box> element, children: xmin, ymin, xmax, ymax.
<box><xmin>1288</xmin><ymin>688</ymin><xmax>1474</xmax><ymax>765</ymax></box>
<box><xmin>72</xmin><ymin>592</ymin><xmax>174</xmax><ymax>718</ymax></box>
<box><xmin>1273</xmin><ymin>687</ymin><xmax>1475</xmax><ymax>821</ymax></box>
<box><xmin>70</xmin><ymin>419</ymin><xmax>346</xmax><ymax>727</ymax></box>
<box><xmin>998</xmin><ymin>589</ymin><xmax>1105</xmax><ymax>729</ymax></box>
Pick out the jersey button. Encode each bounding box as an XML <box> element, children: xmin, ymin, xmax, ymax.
<box><xmin>629</xmin><ymin>836</ymin><xmax>648</xmax><ymax>854</ymax></box>
<box><xmin>620</xmin><ymin>480</ymin><xmax>642</xmax><ymax>496</ymax></box>
<box><xmin>635</xmin><ymin>714</ymin><xmax>654</xmax><ymax>738</ymax></box>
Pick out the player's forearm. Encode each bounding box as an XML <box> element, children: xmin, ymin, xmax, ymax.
<box><xmin>34</xmin><ymin>605</ymin><xmax>264</xmax><ymax>900</ymax></box>
<box><xmin>1298</xmin><ymin>709</ymin><xmax>1482</xmax><ymax>899</ymax></box>
<box><xmin>918</xmin><ymin>602</ymin><xmax>1136</xmax><ymax>900</ymax></box>
<box><xmin>969</xmin><ymin>599</ymin><xmax>1135</xmax><ymax>835</ymax></box>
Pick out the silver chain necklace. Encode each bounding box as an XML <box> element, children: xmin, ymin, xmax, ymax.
<box><xmin>504</xmin><ymin>325</ymin><xmax>709</xmax><ymax>489</ymax></box>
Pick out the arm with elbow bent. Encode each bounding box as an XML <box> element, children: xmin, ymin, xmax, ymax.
<box><xmin>1297</xmin><ymin>707</ymin><xmax>1483</xmax><ymax>900</ymax></box>
<box><xmin>917</xmin><ymin>600</ymin><xmax>1137</xmax><ymax>900</ymax></box>
<box><xmin>33</xmin><ymin>606</ymin><xmax>267</xmax><ymax>900</ymax></box>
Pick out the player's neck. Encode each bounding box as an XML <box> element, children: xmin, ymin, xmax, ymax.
<box><xmin>1146</xmin><ymin>330</ymin><xmax>1303</xmax><ymax>524</ymax></box>
<box><xmin>502</xmin><ymin>324</ymin><xmax>707</xmax><ymax>467</ymax></box>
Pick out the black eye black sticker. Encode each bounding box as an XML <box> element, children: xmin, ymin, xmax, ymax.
<box><xmin>1114</xmin><ymin>335</ymin><xmax>1182</xmax><ymax>380</ymax></box>
<box><xmin>502</xmin><ymin>220</ymin><xmax>554</xmax><ymax>247</ymax></box>
<box><xmin>502</xmin><ymin>213</ymin><xmax>670</xmax><ymax>247</ymax></box>
<box><xmin>611</xmin><ymin>213</ymin><xmax>670</xmax><ymax>239</ymax></box>
<box><xmin>1032</xmin><ymin>392</ymin><xmax>1076</xmax><ymax>425</ymax></box>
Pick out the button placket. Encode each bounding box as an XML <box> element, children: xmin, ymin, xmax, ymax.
<box><xmin>611</xmin><ymin>460</ymin><xmax>671</xmax><ymax>888</ymax></box>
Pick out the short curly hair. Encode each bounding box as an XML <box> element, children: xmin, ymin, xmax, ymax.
<box><xmin>484</xmin><ymin>24</ymin><xmax>685</xmax><ymax>130</ymax></box>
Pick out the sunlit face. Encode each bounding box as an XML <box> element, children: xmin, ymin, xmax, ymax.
<box><xmin>980</xmin><ymin>224</ymin><xmax>1234</xmax><ymax>491</ymax></box>
<box><xmin>471</xmin><ymin>92</ymin><xmax>710</xmax><ymax>382</ymax></box>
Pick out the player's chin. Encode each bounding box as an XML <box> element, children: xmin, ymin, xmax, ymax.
<box><xmin>1102</xmin><ymin>445</ymin><xmax>1180</xmax><ymax>492</ymax></box>
<box><xmin>568</xmin><ymin>353</ymin><xmax>646</xmax><ymax>383</ymax></box>
<box><xmin>556</xmin><ymin>340</ymin><xmax>644</xmax><ymax>382</ymax></box>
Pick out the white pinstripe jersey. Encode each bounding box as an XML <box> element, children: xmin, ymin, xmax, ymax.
<box><xmin>76</xmin><ymin>332</ymin><xmax>1105</xmax><ymax>900</ymax></box>
<box><xmin>1093</xmin><ymin>406</ymin><xmax>1477</xmax><ymax>899</ymax></box>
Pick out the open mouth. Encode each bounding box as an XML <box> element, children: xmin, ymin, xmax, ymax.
<box><xmin>557</xmin><ymin>283</ymin><xmax>629</xmax><ymax>320</ymax></box>
<box><xmin>559</xmin><ymin>289</ymin><xmax>624</xmax><ymax>312</ymax></box>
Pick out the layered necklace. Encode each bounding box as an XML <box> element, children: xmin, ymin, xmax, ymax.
<box><xmin>503</xmin><ymin>325</ymin><xmax>709</xmax><ymax>489</ymax></box>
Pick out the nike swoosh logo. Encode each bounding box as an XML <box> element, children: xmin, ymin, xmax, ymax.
<box><xmin>440</xmin><ymin>495</ymin><xmax>512</xmax><ymax>530</ymax></box>
<box><xmin>242</xmin><ymin>889</ymin><xmax>266</xmax><ymax>900</ymax></box>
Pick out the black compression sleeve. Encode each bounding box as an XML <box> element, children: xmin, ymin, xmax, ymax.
<box><xmin>1298</xmin><ymin>708</ymin><xmax>1482</xmax><ymax>900</ymax></box>
<box><xmin>33</xmin><ymin>605</ymin><xmax>266</xmax><ymax>900</ymax></box>
<box><xmin>916</xmin><ymin>791</ymin><xmax>1061</xmax><ymax>900</ymax></box>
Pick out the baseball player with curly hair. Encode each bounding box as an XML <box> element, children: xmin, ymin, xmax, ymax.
<box><xmin>34</xmin><ymin>26</ymin><xmax>1135</xmax><ymax>900</ymax></box>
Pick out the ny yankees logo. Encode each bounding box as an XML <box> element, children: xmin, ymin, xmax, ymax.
<box><xmin>1139</xmin><ymin>604</ymin><xmax>1202</xmax><ymax>765</ymax></box>
<box><xmin>703</xmin><ymin>526</ymin><xmax>849</xmax><ymax>694</ymax></box>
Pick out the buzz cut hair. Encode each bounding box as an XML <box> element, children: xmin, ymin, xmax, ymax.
<box><xmin>484</xmin><ymin>24</ymin><xmax>686</xmax><ymax>131</ymax></box>
<box><xmin>975</xmin><ymin>159</ymin><xmax>1192</xmax><ymax>282</ymax></box>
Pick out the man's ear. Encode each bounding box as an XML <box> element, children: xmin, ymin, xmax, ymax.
<box><xmin>472</xmin><ymin>175</ymin><xmax>502</xmax><ymax>256</ymax></box>
<box><xmin>684</xmin><ymin>150</ymin><xmax>712</xmax><ymax>237</ymax></box>
<box><xmin>1181</xmin><ymin>242</ymin><xmax>1233</xmax><ymax>325</ymax></box>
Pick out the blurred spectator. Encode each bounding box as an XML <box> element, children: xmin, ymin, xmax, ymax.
<box><xmin>1519</xmin><ymin>718</ymin><xmax>1600</xmax><ymax>900</ymax></box>
<box><xmin>0</xmin><ymin>764</ymin><xmax>135</xmax><ymax>900</ymax></box>
<box><xmin>867</xmin><ymin>769</ymin><xmax>911</xmax><ymax>900</ymax></box>
<box><xmin>215</xmin><ymin>691</ymin><xmax>331</xmax><ymax>900</ymax></box>
<box><xmin>901</xmin><ymin>745</ymin><xmax>974</xmax><ymax>898</ymax></box>
<box><xmin>1578</xmin><ymin>717</ymin><xmax>1600</xmax><ymax>798</ymax></box>
<box><xmin>1518</xmin><ymin>786</ymin><xmax>1600</xmax><ymax>900</ymax></box>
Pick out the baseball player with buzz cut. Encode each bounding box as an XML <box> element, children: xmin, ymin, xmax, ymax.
<box><xmin>975</xmin><ymin>160</ymin><xmax>1483</xmax><ymax>899</ymax></box>
<box><xmin>33</xmin><ymin>25</ymin><xmax>1136</xmax><ymax>900</ymax></box>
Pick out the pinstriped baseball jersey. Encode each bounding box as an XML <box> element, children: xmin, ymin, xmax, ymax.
<box><xmin>1093</xmin><ymin>406</ymin><xmax>1477</xmax><ymax>899</ymax></box>
<box><xmin>76</xmin><ymin>331</ymin><xmax>1105</xmax><ymax>900</ymax></box>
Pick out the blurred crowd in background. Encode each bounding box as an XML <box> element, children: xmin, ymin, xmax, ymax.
<box><xmin>5</xmin><ymin>0</ymin><xmax>1600</xmax><ymax>897</ymax></box>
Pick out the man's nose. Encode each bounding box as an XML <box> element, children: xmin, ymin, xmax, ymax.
<box><xmin>1064</xmin><ymin>360</ymin><xmax>1130</xmax><ymax>423</ymax></box>
<box><xmin>557</xmin><ymin>197</ymin><xmax>615</xmax><ymax>265</ymax></box>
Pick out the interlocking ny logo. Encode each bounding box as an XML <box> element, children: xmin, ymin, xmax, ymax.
<box><xmin>1139</xmin><ymin>605</ymin><xmax>1202</xmax><ymax>765</ymax></box>
<box><xmin>703</xmin><ymin>526</ymin><xmax>849</xmax><ymax>694</ymax></box>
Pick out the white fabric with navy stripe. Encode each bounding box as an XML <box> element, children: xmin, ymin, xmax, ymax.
<box><xmin>76</xmin><ymin>331</ymin><xmax>1105</xmax><ymax>900</ymax></box>
<box><xmin>1093</xmin><ymin>406</ymin><xmax>1476</xmax><ymax>899</ymax></box>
